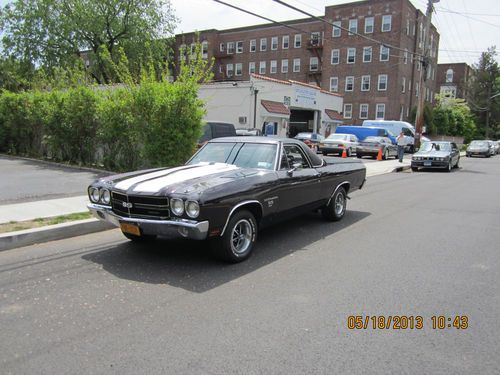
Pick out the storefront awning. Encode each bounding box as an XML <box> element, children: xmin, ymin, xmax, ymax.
<box><xmin>325</xmin><ymin>109</ymin><xmax>342</xmax><ymax>121</ymax></box>
<box><xmin>261</xmin><ymin>100</ymin><xmax>291</xmax><ymax>116</ymax></box>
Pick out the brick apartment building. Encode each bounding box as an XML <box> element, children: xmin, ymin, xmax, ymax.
<box><xmin>174</xmin><ymin>0</ymin><xmax>439</xmax><ymax>127</ymax></box>
<box><xmin>436</xmin><ymin>63</ymin><xmax>473</xmax><ymax>100</ymax></box>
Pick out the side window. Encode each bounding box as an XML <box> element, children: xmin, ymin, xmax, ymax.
<box><xmin>403</xmin><ymin>127</ymin><xmax>413</xmax><ymax>136</ymax></box>
<box><xmin>451</xmin><ymin>142</ymin><xmax>457</xmax><ymax>151</ymax></box>
<box><xmin>283</xmin><ymin>144</ymin><xmax>311</xmax><ymax>169</ymax></box>
<box><xmin>279</xmin><ymin>147</ymin><xmax>290</xmax><ymax>170</ymax></box>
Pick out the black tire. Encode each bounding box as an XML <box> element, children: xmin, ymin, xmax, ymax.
<box><xmin>322</xmin><ymin>151</ymin><xmax>328</xmax><ymax>156</ymax></box>
<box><xmin>122</xmin><ymin>231</ymin><xmax>157</xmax><ymax>242</ymax></box>
<box><xmin>322</xmin><ymin>187</ymin><xmax>347</xmax><ymax>222</ymax></box>
<box><xmin>211</xmin><ymin>210</ymin><xmax>257</xmax><ymax>263</ymax></box>
<box><xmin>445</xmin><ymin>160</ymin><xmax>452</xmax><ymax>172</ymax></box>
<box><xmin>346</xmin><ymin>148</ymin><xmax>351</xmax><ymax>157</ymax></box>
<box><xmin>356</xmin><ymin>154</ymin><xmax>362</xmax><ymax>158</ymax></box>
<box><xmin>411</xmin><ymin>167</ymin><xmax>418</xmax><ymax>172</ymax></box>
<box><xmin>409</xmin><ymin>145</ymin><xmax>415</xmax><ymax>153</ymax></box>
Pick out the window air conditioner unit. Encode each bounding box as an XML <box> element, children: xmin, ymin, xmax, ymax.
<box><xmin>238</xmin><ymin>116</ymin><xmax>247</xmax><ymax>124</ymax></box>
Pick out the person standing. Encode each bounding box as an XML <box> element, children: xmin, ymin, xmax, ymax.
<box><xmin>397</xmin><ymin>131</ymin><xmax>406</xmax><ymax>163</ymax></box>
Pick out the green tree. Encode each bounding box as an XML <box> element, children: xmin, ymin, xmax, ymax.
<box><xmin>468</xmin><ymin>47</ymin><xmax>500</xmax><ymax>138</ymax></box>
<box><xmin>0</xmin><ymin>0</ymin><xmax>177</xmax><ymax>84</ymax></box>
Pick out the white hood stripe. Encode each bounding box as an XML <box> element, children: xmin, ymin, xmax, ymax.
<box><xmin>132</xmin><ymin>163</ymin><xmax>239</xmax><ymax>193</ymax></box>
<box><xmin>115</xmin><ymin>166</ymin><xmax>189</xmax><ymax>191</ymax></box>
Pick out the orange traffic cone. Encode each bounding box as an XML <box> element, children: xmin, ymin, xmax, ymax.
<box><xmin>341</xmin><ymin>148</ymin><xmax>347</xmax><ymax>158</ymax></box>
<box><xmin>376</xmin><ymin>147</ymin><xmax>383</xmax><ymax>161</ymax></box>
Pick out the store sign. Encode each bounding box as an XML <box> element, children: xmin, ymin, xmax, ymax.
<box><xmin>294</xmin><ymin>86</ymin><xmax>317</xmax><ymax>107</ymax></box>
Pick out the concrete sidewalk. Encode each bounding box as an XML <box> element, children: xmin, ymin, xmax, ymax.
<box><xmin>0</xmin><ymin>158</ymin><xmax>410</xmax><ymax>251</ymax></box>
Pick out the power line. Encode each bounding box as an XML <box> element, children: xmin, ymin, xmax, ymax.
<box><xmin>435</xmin><ymin>6</ymin><xmax>500</xmax><ymax>28</ymax></box>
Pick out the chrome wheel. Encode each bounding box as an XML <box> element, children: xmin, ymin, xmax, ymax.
<box><xmin>334</xmin><ymin>192</ymin><xmax>346</xmax><ymax>216</ymax></box>
<box><xmin>230</xmin><ymin>219</ymin><xmax>253</xmax><ymax>255</ymax></box>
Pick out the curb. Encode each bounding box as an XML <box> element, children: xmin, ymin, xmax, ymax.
<box><xmin>392</xmin><ymin>164</ymin><xmax>411</xmax><ymax>173</ymax></box>
<box><xmin>0</xmin><ymin>218</ymin><xmax>115</xmax><ymax>252</ymax></box>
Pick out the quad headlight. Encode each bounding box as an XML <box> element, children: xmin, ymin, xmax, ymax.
<box><xmin>101</xmin><ymin>189</ymin><xmax>111</xmax><ymax>204</ymax></box>
<box><xmin>171</xmin><ymin>198</ymin><xmax>184</xmax><ymax>216</ymax></box>
<box><xmin>89</xmin><ymin>187</ymin><xmax>101</xmax><ymax>203</ymax></box>
<box><xmin>185</xmin><ymin>201</ymin><xmax>200</xmax><ymax>218</ymax></box>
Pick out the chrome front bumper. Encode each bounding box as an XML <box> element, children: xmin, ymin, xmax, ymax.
<box><xmin>88</xmin><ymin>203</ymin><xmax>209</xmax><ymax>240</ymax></box>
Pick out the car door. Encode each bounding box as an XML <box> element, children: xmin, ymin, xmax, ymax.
<box><xmin>276</xmin><ymin>143</ymin><xmax>322</xmax><ymax>215</ymax></box>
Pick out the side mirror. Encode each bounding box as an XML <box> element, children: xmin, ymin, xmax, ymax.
<box><xmin>287</xmin><ymin>162</ymin><xmax>303</xmax><ymax>176</ymax></box>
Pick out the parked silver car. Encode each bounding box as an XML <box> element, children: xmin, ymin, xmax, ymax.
<box><xmin>487</xmin><ymin>140</ymin><xmax>497</xmax><ymax>156</ymax></box>
<box><xmin>466</xmin><ymin>140</ymin><xmax>491</xmax><ymax>157</ymax></box>
<box><xmin>318</xmin><ymin>133</ymin><xmax>359</xmax><ymax>156</ymax></box>
<box><xmin>495</xmin><ymin>141</ymin><xmax>500</xmax><ymax>154</ymax></box>
<box><xmin>411</xmin><ymin>141</ymin><xmax>460</xmax><ymax>172</ymax></box>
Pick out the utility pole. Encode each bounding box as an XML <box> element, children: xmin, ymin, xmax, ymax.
<box><xmin>414</xmin><ymin>0</ymin><xmax>438</xmax><ymax>148</ymax></box>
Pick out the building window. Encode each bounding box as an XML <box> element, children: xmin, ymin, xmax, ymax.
<box><xmin>382</xmin><ymin>15</ymin><xmax>392</xmax><ymax>32</ymax></box>
<box><xmin>404</xmin><ymin>49</ymin><xmax>408</xmax><ymax>64</ymax></box>
<box><xmin>282</xmin><ymin>35</ymin><xmax>289</xmax><ymax>49</ymax></box>
<box><xmin>249</xmin><ymin>62</ymin><xmax>256</xmax><ymax>74</ymax></box>
<box><xmin>218</xmin><ymin>65</ymin><xmax>223</xmax><ymax>74</ymax></box>
<box><xmin>446</xmin><ymin>69</ymin><xmax>454</xmax><ymax>83</ymax></box>
<box><xmin>415</xmin><ymin>82</ymin><xmax>420</xmax><ymax>97</ymax></box>
<box><xmin>250</xmin><ymin>39</ymin><xmax>256</xmax><ymax>52</ymax></box>
<box><xmin>408</xmin><ymin>79</ymin><xmax>412</xmax><ymax>92</ymax></box>
<box><xmin>310</xmin><ymin>57</ymin><xmax>319</xmax><ymax>71</ymax></box>
<box><xmin>380</xmin><ymin>45</ymin><xmax>389</xmax><ymax>61</ymax></box>
<box><xmin>293</xmin><ymin>58</ymin><xmax>300</xmax><ymax>72</ymax></box>
<box><xmin>331</xmin><ymin>49</ymin><xmax>340</xmax><ymax>64</ymax></box>
<box><xmin>311</xmin><ymin>32</ymin><xmax>321</xmax><ymax>46</ymax></box>
<box><xmin>259</xmin><ymin>61</ymin><xmax>266</xmax><ymax>74</ymax></box>
<box><xmin>219</xmin><ymin>43</ymin><xmax>225</xmax><ymax>52</ymax></box>
<box><xmin>361</xmin><ymin>75</ymin><xmax>371</xmax><ymax>91</ymax></box>
<box><xmin>343</xmin><ymin>104</ymin><xmax>353</xmax><ymax>119</ymax></box>
<box><xmin>363</xmin><ymin>46</ymin><xmax>372</xmax><ymax>62</ymax></box>
<box><xmin>332</xmin><ymin>21</ymin><xmax>341</xmax><ymax>37</ymax></box>
<box><xmin>349</xmin><ymin>19</ymin><xmax>358</xmax><ymax>35</ymax></box>
<box><xmin>347</xmin><ymin>48</ymin><xmax>356</xmax><ymax>64</ymax></box>
<box><xmin>202</xmin><ymin>41</ymin><xmax>208</xmax><ymax>58</ymax></box>
<box><xmin>406</xmin><ymin>18</ymin><xmax>410</xmax><ymax>35</ymax></box>
<box><xmin>365</xmin><ymin>17</ymin><xmax>374</xmax><ymax>34</ymax></box>
<box><xmin>227</xmin><ymin>42</ymin><xmax>235</xmax><ymax>54</ymax></box>
<box><xmin>345</xmin><ymin>76</ymin><xmax>354</xmax><ymax>91</ymax></box>
<box><xmin>294</xmin><ymin>34</ymin><xmax>302</xmax><ymax>48</ymax></box>
<box><xmin>359</xmin><ymin>104</ymin><xmax>369</xmax><ymax>119</ymax></box>
<box><xmin>235</xmin><ymin>63</ymin><xmax>242</xmax><ymax>76</ymax></box>
<box><xmin>378</xmin><ymin>74</ymin><xmax>388</xmax><ymax>91</ymax></box>
<box><xmin>260</xmin><ymin>38</ymin><xmax>267</xmax><ymax>51</ymax></box>
<box><xmin>281</xmin><ymin>59</ymin><xmax>288</xmax><ymax>73</ymax></box>
<box><xmin>402</xmin><ymin>77</ymin><xmax>406</xmax><ymax>93</ymax></box>
<box><xmin>271</xmin><ymin>37</ymin><xmax>278</xmax><ymax>50</ymax></box>
<box><xmin>270</xmin><ymin>60</ymin><xmax>277</xmax><ymax>74</ymax></box>
<box><xmin>226</xmin><ymin>63</ymin><xmax>234</xmax><ymax>77</ymax></box>
<box><xmin>376</xmin><ymin>104</ymin><xmax>385</xmax><ymax>119</ymax></box>
<box><xmin>330</xmin><ymin>77</ymin><xmax>339</xmax><ymax>92</ymax></box>
<box><xmin>236</xmin><ymin>41</ymin><xmax>243</xmax><ymax>54</ymax></box>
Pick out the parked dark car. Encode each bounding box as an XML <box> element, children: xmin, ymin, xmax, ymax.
<box><xmin>411</xmin><ymin>141</ymin><xmax>460</xmax><ymax>172</ymax></box>
<box><xmin>466</xmin><ymin>140</ymin><xmax>491</xmax><ymax>157</ymax></box>
<box><xmin>356</xmin><ymin>136</ymin><xmax>397</xmax><ymax>159</ymax></box>
<box><xmin>198</xmin><ymin>121</ymin><xmax>236</xmax><ymax>147</ymax></box>
<box><xmin>294</xmin><ymin>132</ymin><xmax>324</xmax><ymax>149</ymax></box>
<box><xmin>87</xmin><ymin>137</ymin><xmax>366</xmax><ymax>263</ymax></box>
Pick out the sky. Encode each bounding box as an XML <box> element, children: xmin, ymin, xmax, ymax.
<box><xmin>1</xmin><ymin>0</ymin><xmax>498</xmax><ymax>65</ymax></box>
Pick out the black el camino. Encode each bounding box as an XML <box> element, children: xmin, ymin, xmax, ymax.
<box><xmin>88</xmin><ymin>137</ymin><xmax>366</xmax><ymax>262</ymax></box>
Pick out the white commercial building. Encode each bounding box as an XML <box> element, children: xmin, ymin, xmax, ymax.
<box><xmin>199</xmin><ymin>74</ymin><xmax>344</xmax><ymax>138</ymax></box>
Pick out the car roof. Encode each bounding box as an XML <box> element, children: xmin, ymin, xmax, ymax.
<box><xmin>209</xmin><ymin>136</ymin><xmax>303</xmax><ymax>145</ymax></box>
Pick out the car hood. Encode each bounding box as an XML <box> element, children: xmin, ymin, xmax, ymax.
<box><xmin>414</xmin><ymin>150</ymin><xmax>450</xmax><ymax>157</ymax></box>
<box><xmin>102</xmin><ymin>163</ymin><xmax>271</xmax><ymax>197</ymax></box>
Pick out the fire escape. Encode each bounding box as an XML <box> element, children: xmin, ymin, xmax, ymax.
<box><xmin>307</xmin><ymin>32</ymin><xmax>323</xmax><ymax>87</ymax></box>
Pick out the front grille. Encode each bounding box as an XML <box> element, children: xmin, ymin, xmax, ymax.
<box><xmin>111</xmin><ymin>191</ymin><xmax>170</xmax><ymax>220</ymax></box>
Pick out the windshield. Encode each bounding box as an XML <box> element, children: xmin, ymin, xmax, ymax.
<box><xmin>326</xmin><ymin>134</ymin><xmax>347</xmax><ymax>140</ymax></box>
<box><xmin>420</xmin><ymin>142</ymin><xmax>451</xmax><ymax>152</ymax></box>
<box><xmin>188</xmin><ymin>142</ymin><xmax>277</xmax><ymax>170</ymax></box>
<box><xmin>470</xmin><ymin>141</ymin><xmax>487</xmax><ymax>147</ymax></box>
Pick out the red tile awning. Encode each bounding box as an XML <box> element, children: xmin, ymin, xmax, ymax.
<box><xmin>325</xmin><ymin>109</ymin><xmax>342</xmax><ymax>121</ymax></box>
<box><xmin>261</xmin><ymin>100</ymin><xmax>290</xmax><ymax>115</ymax></box>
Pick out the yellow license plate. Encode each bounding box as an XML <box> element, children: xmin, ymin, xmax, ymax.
<box><xmin>120</xmin><ymin>223</ymin><xmax>141</xmax><ymax>236</ymax></box>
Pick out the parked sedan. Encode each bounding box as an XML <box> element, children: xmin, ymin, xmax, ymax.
<box><xmin>318</xmin><ymin>133</ymin><xmax>359</xmax><ymax>156</ymax></box>
<box><xmin>466</xmin><ymin>140</ymin><xmax>491</xmax><ymax>157</ymax></box>
<box><xmin>356</xmin><ymin>136</ymin><xmax>397</xmax><ymax>160</ymax></box>
<box><xmin>411</xmin><ymin>141</ymin><xmax>460</xmax><ymax>172</ymax></box>
<box><xmin>87</xmin><ymin>137</ymin><xmax>366</xmax><ymax>263</ymax></box>
<box><xmin>487</xmin><ymin>140</ymin><xmax>496</xmax><ymax>156</ymax></box>
<box><xmin>294</xmin><ymin>132</ymin><xmax>324</xmax><ymax>149</ymax></box>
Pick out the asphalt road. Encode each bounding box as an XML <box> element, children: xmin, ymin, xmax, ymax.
<box><xmin>0</xmin><ymin>156</ymin><xmax>104</xmax><ymax>204</ymax></box>
<box><xmin>0</xmin><ymin>155</ymin><xmax>498</xmax><ymax>374</ymax></box>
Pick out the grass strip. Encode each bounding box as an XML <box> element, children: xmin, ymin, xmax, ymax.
<box><xmin>0</xmin><ymin>212</ymin><xmax>92</xmax><ymax>234</ymax></box>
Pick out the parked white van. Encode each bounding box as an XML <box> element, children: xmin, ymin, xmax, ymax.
<box><xmin>362</xmin><ymin>120</ymin><xmax>416</xmax><ymax>152</ymax></box>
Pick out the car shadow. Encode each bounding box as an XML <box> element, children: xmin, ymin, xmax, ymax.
<box><xmin>82</xmin><ymin>210</ymin><xmax>370</xmax><ymax>293</ymax></box>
